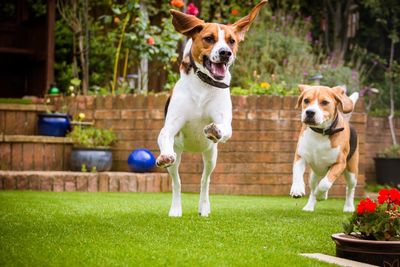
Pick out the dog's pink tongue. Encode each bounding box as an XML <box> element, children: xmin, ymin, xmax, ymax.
<box><xmin>210</xmin><ymin>63</ymin><xmax>226</xmax><ymax>78</ymax></box>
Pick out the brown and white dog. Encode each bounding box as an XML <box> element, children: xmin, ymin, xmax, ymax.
<box><xmin>290</xmin><ymin>85</ymin><xmax>359</xmax><ymax>212</ymax></box>
<box><xmin>156</xmin><ymin>1</ymin><xmax>267</xmax><ymax>217</ymax></box>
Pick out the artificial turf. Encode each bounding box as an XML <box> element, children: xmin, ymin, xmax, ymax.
<box><xmin>0</xmin><ymin>191</ymin><xmax>351</xmax><ymax>266</ymax></box>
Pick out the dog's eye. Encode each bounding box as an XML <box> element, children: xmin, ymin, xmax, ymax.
<box><xmin>203</xmin><ymin>36</ymin><xmax>215</xmax><ymax>43</ymax></box>
<box><xmin>321</xmin><ymin>100</ymin><xmax>329</xmax><ymax>106</ymax></box>
<box><xmin>304</xmin><ymin>99</ymin><xmax>310</xmax><ymax>104</ymax></box>
<box><xmin>228</xmin><ymin>38</ymin><xmax>235</xmax><ymax>45</ymax></box>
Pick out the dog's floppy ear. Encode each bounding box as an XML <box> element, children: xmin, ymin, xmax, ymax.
<box><xmin>170</xmin><ymin>10</ymin><xmax>205</xmax><ymax>38</ymax></box>
<box><xmin>295</xmin><ymin>84</ymin><xmax>309</xmax><ymax>109</ymax></box>
<box><xmin>232</xmin><ymin>0</ymin><xmax>268</xmax><ymax>42</ymax></box>
<box><xmin>332</xmin><ymin>86</ymin><xmax>354</xmax><ymax>114</ymax></box>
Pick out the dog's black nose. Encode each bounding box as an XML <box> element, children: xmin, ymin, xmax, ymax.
<box><xmin>306</xmin><ymin>110</ymin><xmax>315</xmax><ymax>117</ymax></box>
<box><xmin>219</xmin><ymin>48</ymin><xmax>232</xmax><ymax>61</ymax></box>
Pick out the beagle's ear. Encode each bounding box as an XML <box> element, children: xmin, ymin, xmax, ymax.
<box><xmin>295</xmin><ymin>84</ymin><xmax>310</xmax><ymax>109</ymax></box>
<box><xmin>332</xmin><ymin>86</ymin><xmax>354</xmax><ymax>113</ymax></box>
<box><xmin>233</xmin><ymin>0</ymin><xmax>268</xmax><ymax>42</ymax></box>
<box><xmin>298</xmin><ymin>84</ymin><xmax>310</xmax><ymax>93</ymax></box>
<box><xmin>170</xmin><ymin>10</ymin><xmax>205</xmax><ymax>38</ymax></box>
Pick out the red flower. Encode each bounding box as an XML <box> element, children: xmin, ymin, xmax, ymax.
<box><xmin>186</xmin><ymin>3</ymin><xmax>199</xmax><ymax>16</ymax></box>
<box><xmin>378</xmin><ymin>188</ymin><xmax>400</xmax><ymax>205</ymax></box>
<box><xmin>357</xmin><ymin>198</ymin><xmax>377</xmax><ymax>215</ymax></box>
<box><xmin>231</xmin><ymin>9</ymin><xmax>239</xmax><ymax>16</ymax></box>
<box><xmin>147</xmin><ymin>36</ymin><xmax>155</xmax><ymax>45</ymax></box>
<box><xmin>170</xmin><ymin>0</ymin><xmax>184</xmax><ymax>8</ymax></box>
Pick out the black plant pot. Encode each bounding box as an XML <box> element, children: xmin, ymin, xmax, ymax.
<box><xmin>332</xmin><ymin>233</ymin><xmax>400</xmax><ymax>266</ymax></box>
<box><xmin>374</xmin><ymin>157</ymin><xmax>400</xmax><ymax>185</ymax></box>
<box><xmin>70</xmin><ymin>147</ymin><xmax>112</xmax><ymax>172</ymax></box>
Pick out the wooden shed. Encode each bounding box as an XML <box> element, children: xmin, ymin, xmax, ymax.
<box><xmin>0</xmin><ymin>0</ymin><xmax>55</xmax><ymax>98</ymax></box>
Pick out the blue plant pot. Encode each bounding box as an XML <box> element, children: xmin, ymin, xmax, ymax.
<box><xmin>70</xmin><ymin>147</ymin><xmax>112</xmax><ymax>172</ymax></box>
<box><xmin>128</xmin><ymin>148</ymin><xmax>156</xmax><ymax>173</ymax></box>
<box><xmin>38</xmin><ymin>113</ymin><xmax>71</xmax><ymax>137</ymax></box>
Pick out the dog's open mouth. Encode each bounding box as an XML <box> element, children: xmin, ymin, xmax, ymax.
<box><xmin>203</xmin><ymin>56</ymin><xmax>227</xmax><ymax>80</ymax></box>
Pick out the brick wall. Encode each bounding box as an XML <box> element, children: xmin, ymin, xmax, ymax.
<box><xmin>365</xmin><ymin>117</ymin><xmax>400</xmax><ymax>183</ymax></box>
<box><xmin>59</xmin><ymin>94</ymin><xmax>367</xmax><ymax>197</ymax></box>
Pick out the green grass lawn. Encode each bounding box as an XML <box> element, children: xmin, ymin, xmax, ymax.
<box><xmin>0</xmin><ymin>191</ymin><xmax>351</xmax><ymax>266</ymax></box>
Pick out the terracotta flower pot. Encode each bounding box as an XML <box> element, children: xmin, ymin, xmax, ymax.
<box><xmin>331</xmin><ymin>233</ymin><xmax>400</xmax><ymax>265</ymax></box>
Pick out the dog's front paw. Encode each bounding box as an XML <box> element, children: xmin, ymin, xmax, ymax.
<box><xmin>290</xmin><ymin>182</ymin><xmax>305</xmax><ymax>198</ymax></box>
<box><xmin>156</xmin><ymin>153</ymin><xmax>176</xmax><ymax>168</ymax></box>
<box><xmin>204</xmin><ymin>123</ymin><xmax>222</xmax><ymax>143</ymax></box>
<box><xmin>199</xmin><ymin>201</ymin><xmax>211</xmax><ymax>217</ymax></box>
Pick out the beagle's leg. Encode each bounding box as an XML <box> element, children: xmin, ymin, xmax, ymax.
<box><xmin>168</xmin><ymin>149</ymin><xmax>183</xmax><ymax>217</ymax></box>
<box><xmin>199</xmin><ymin>145</ymin><xmax>217</xmax><ymax>217</ymax></box>
<box><xmin>290</xmin><ymin>155</ymin><xmax>306</xmax><ymax>198</ymax></box>
<box><xmin>205</xmin><ymin>107</ymin><xmax>232</xmax><ymax>143</ymax></box>
<box><xmin>315</xmin><ymin>155</ymin><xmax>346</xmax><ymax>200</ymax></box>
<box><xmin>343</xmin><ymin>170</ymin><xmax>357</xmax><ymax>212</ymax></box>
<box><xmin>303</xmin><ymin>171</ymin><xmax>320</xmax><ymax>212</ymax></box>
<box><xmin>157</xmin><ymin>117</ymin><xmax>185</xmax><ymax>168</ymax></box>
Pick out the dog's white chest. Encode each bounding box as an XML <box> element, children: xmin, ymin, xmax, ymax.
<box><xmin>297</xmin><ymin>128</ymin><xmax>340</xmax><ymax>175</ymax></box>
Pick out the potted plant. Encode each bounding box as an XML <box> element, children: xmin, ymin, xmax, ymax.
<box><xmin>375</xmin><ymin>145</ymin><xmax>400</xmax><ymax>185</ymax></box>
<box><xmin>67</xmin><ymin>126</ymin><xmax>117</xmax><ymax>172</ymax></box>
<box><xmin>332</xmin><ymin>188</ymin><xmax>400</xmax><ymax>266</ymax></box>
<box><xmin>37</xmin><ymin>92</ymin><xmax>71</xmax><ymax>137</ymax></box>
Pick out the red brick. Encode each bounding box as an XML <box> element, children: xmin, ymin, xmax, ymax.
<box><xmin>64</xmin><ymin>176</ymin><xmax>76</xmax><ymax>192</ymax></box>
<box><xmin>17</xmin><ymin>176</ymin><xmax>29</xmax><ymax>189</ymax></box>
<box><xmin>53</xmin><ymin>176</ymin><xmax>64</xmax><ymax>192</ymax></box>
<box><xmin>94</xmin><ymin>110</ymin><xmax>120</xmax><ymax>119</ymax></box>
<box><xmin>109</xmin><ymin>175</ymin><xmax>119</xmax><ymax>192</ymax></box>
<box><xmin>95</xmin><ymin>96</ymin><xmax>105</xmax><ymax>109</ymax></box>
<box><xmin>137</xmin><ymin>176</ymin><xmax>146</xmax><ymax>192</ymax></box>
<box><xmin>161</xmin><ymin>174</ymin><xmax>171</xmax><ymax>192</ymax></box>
<box><xmin>132</xmin><ymin>94</ymin><xmax>146</xmax><ymax>108</ymax></box>
<box><xmin>88</xmin><ymin>175</ymin><xmax>98</xmax><ymax>192</ymax></box>
<box><xmin>29</xmin><ymin>174</ymin><xmax>40</xmax><ymax>190</ymax></box>
<box><xmin>40</xmin><ymin>176</ymin><xmax>53</xmax><ymax>191</ymax></box>
<box><xmin>145</xmin><ymin>174</ymin><xmax>155</xmax><ymax>192</ymax></box>
<box><xmin>86</xmin><ymin>96</ymin><xmax>95</xmax><ymax>109</ymax></box>
<box><xmin>76</xmin><ymin>176</ymin><xmax>88</xmax><ymax>191</ymax></box>
<box><xmin>104</xmin><ymin>96</ymin><xmax>113</xmax><ymax>109</ymax></box>
<box><xmin>99</xmin><ymin>174</ymin><xmax>109</xmax><ymax>192</ymax></box>
<box><xmin>121</xmin><ymin>110</ymin><xmax>148</xmax><ymax>119</ymax></box>
<box><xmin>119</xmin><ymin>176</ymin><xmax>129</xmax><ymax>192</ymax></box>
<box><xmin>4</xmin><ymin>176</ymin><xmax>16</xmax><ymax>189</ymax></box>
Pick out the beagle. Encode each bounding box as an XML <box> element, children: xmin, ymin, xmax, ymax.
<box><xmin>156</xmin><ymin>1</ymin><xmax>267</xmax><ymax>217</ymax></box>
<box><xmin>290</xmin><ymin>85</ymin><xmax>359</xmax><ymax>212</ymax></box>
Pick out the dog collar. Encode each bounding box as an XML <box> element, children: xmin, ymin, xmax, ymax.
<box><xmin>189</xmin><ymin>52</ymin><xmax>230</xmax><ymax>89</ymax></box>
<box><xmin>309</xmin><ymin>115</ymin><xmax>344</xmax><ymax>136</ymax></box>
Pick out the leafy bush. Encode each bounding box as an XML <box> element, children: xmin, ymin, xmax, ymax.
<box><xmin>344</xmin><ymin>188</ymin><xmax>400</xmax><ymax>241</ymax></box>
<box><xmin>68</xmin><ymin>127</ymin><xmax>117</xmax><ymax>148</ymax></box>
<box><xmin>232</xmin><ymin>9</ymin><xmax>318</xmax><ymax>90</ymax></box>
<box><xmin>378</xmin><ymin>144</ymin><xmax>400</xmax><ymax>158</ymax></box>
<box><xmin>231</xmin><ymin>81</ymin><xmax>297</xmax><ymax>96</ymax></box>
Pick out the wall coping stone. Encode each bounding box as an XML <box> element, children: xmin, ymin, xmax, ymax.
<box><xmin>1</xmin><ymin>135</ymin><xmax>73</xmax><ymax>144</ymax></box>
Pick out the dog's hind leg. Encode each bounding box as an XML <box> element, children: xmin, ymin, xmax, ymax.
<box><xmin>199</xmin><ymin>145</ymin><xmax>217</xmax><ymax>217</ymax></box>
<box><xmin>168</xmin><ymin>149</ymin><xmax>183</xmax><ymax>217</ymax></box>
<box><xmin>343</xmin><ymin>170</ymin><xmax>357</xmax><ymax>212</ymax></box>
<box><xmin>303</xmin><ymin>171</ymin><xmax>320</xmax><ymax>212</ymax></box>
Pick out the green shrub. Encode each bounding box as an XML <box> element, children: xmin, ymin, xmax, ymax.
<box><xmin>232</xmin><ymin>9</ymin><xmax>317</xmax><ymax>90</ymax></box>
<box><xmin>68</xmin><ymin>127</ymin><xmax>117</xmax><ymax>148</ymax></box>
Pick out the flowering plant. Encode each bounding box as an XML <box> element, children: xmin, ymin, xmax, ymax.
<box><xmin>343</xmin><ymin>188</ymin><xmax>400</xmax><ymax>241</ymax></box>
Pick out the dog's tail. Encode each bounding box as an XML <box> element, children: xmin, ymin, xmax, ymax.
<box><xmin>343</xmin><ymin>92</ymin><xmax>359</xmax><ymax>122</ymax></box>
